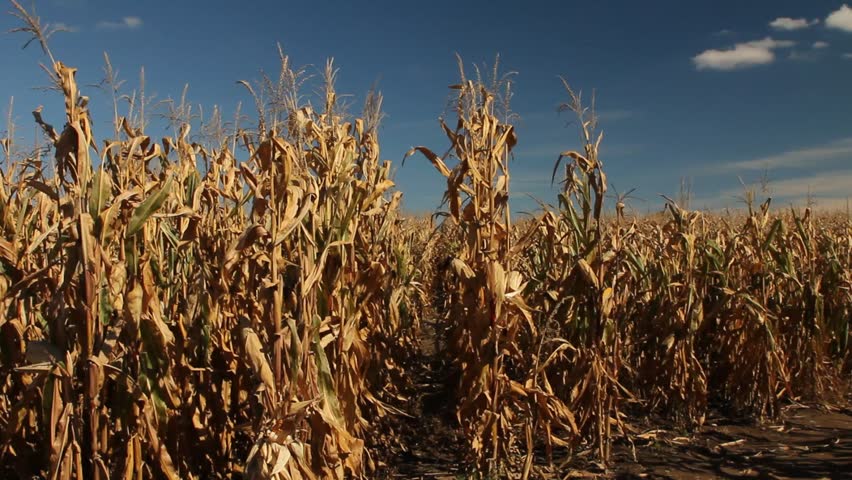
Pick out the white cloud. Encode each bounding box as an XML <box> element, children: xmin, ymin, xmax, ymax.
<box><xmin>595</xmin><ymin>109</ymin><xmax>634</xmax><ymax>122</ymax></box>
<box><xmin>769</xmin><ymin>17</ymin><xmax>818</xmax><ymax>30</ymax></box>
<box><xmin>692</xmin><ymin>170</ymin><xmax>852</xmax><ymax>211</ymax></box>
<box><xmin>518</xmin><ymin>109</ymin><xmax>635</xmax><ymax>125</ymax></box>
<box><xmin>692</xmin><ymin>191</ymin><xmax>850</xmax><ymax>212</ymax></box>
<box><xmin>716</xmin><ymin>137</ymin><xmax>852</xmax><ymax>172</ymax></box>
<box><xmin>693</xmin><ymin>45</ymin><xmax>772</xmax><ymax>71</ymax></box>
<box><xmin>788</xmin><ymin>42</ymin><xmax>828</xmax><ymax>62</ymax></box>
<box><xmin>789</xmin><ymin>50</ymin><xmax>817</xmax><ymax>62</ymax></box>
<box><xmin>844</xmin><ymin>53</ymin><xmax>852</xmax><ymax>59</ymax></box>
<box><xmin>744</xmin><ymin>38</ymin><xmax>795</xmax><ymax>49</ymax></box>
<box><xmin>784</xmin><ymin>196</ymin><xmax>851</xmax><ymax>211</ymax></box>
<box><xmin>720</xmin><ymin>171</ymin><xmax>852</xmax><ymax>200</ymax></box>
<box><xmin>52</xmin><ymin>22</ymin><xmax>79</xmax><ymax>33</ymax></box>
<box><xmin>693</xmin><ymin>37</ymin><xmax>795</xmax><ymax>71</ymax></box>
<box><xmin>97</xmin><ymin>16</ymin><xmax>142</xmax><ymax>30</ymax></box>
<box><xmin>512</xmin><ymin>141</ymin><xmax>642</xmax><ymax>161</ymax></box>
<box><xmin>826</xmin><ymin>4</ymin><xmax>852</xmax><ymax>32</ymax></box>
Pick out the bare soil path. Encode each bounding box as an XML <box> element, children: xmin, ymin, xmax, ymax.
<box><xmin>379</xmin><ymin>319</ymin><xmax>852</xmax><ymax>479</ymax></box>
<box><xmin>611</xmin><ymin>404</ymin><xmax>852</xmax><ymax>480</ymax></box>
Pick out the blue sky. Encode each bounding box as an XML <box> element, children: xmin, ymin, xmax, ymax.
<box><xmin>2</xmin><ymin>0</ymin><xmax>852</xmax><ymax>213</ymax></box>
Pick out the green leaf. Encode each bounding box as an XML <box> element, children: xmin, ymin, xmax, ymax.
<box><xmin>312</xmin><ymin>314</ymin><xmax>342</xmax><ymax>421</ymax></box>
<box><xmin>41</xmin><ymin>373</ymin><xmax>55</xmax><ymax>434</ymax></box>
<box><xmin>761</xmin><ymin>219</ymin><xmax>782</xmax><ymax>253</ymax></box>
<box><xmin>791</xmin><ymin>207</ymin><xmax>810</xmax><ymax>252</ymax></box>
<box><xmin>126</xmin><ymin>176</ymin><xmax>173</xmax><ymax>239</ymax></box>
<box><xmin>184</xmin><ymin>170</ymin><xmax>200</xmax><ymax>206</ymax></box>
<box><xmin>99</xmin><ymin>279</ymin><xmax>112</xmax><ymax>326</ymax></box>
<box><xmin>287</xmin><ymin>315</ymin><xmax>301</xmax><ymax>385</ymax></box>
<box><xmin>89</xmin><ymin>166</ymin><xmax>112</xmax><ymax>218</ymax></box>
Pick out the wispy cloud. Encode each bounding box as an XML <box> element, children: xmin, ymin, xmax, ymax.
<box><xmin>693</xmin><ymin>37</ymin><xmax>795</xmax><ymax>71</ymax></box>
<box><xmin>769</xmin><ymin>17</ymin><xmax>818</xmax><ymax>31</ymax></box>
<box><xmin>844</xmin><ymin>53</ymin><xmax>852</xmax><ymax>59</ymax></box>
<box><xmin>748</xmin><ymin>38</ymin><xmax>796</xmax><ymax>49</ymax></box>
<box><xmin>596</xmin><ymin>109</ymin><xmax>635</xmax><ymax>122</ymax></box>
<box><xmin>789</xmin><ymin>42</ymin><xmax>829</xmax><ymax>62</ymax></box>
<box><xmin>713</xmin><ymin>137</ymin><xmax>852</xmax><ymax>172</ymax></box>
<box><xmin>784</xmin><ymin>195</ymin><xmax>851</xmax><ymax>211</ymax></box>
<box><xmin>49</xmin><ymin>0</ymin><xmax>87</xmax><ymax>6</ymax></box>
<box><xmin>515</xmin><ymin>109</ymin><xmax>635</xmax><ymax>126</ymax></box>
<box><xmin>509</xmin><ymin>174</ymin><xmax>558</xmax><ymax>188</ymax></box>
<box><xmin>789</xmin><ymin>50</ymin><xmax>818</xmax><ymax>62</ymax></box>
<box><xmin>511</xmin><ymin>143</ymin><xmax>569</xmax><ymax>160</ymax></box>
<box><xmin>51</xmin><ymin>22</ymin><xmax>79</xmax><ymax>33</ymax></box>
<box><xmin>384</xmin><ymin>117</ymin><xmax>440</xmax><ymax>131</ymax></box>
<box><xmin>692</xmin><ymin>170</ymin><xmax>852</xmax><ymax>211</ymax></box>
<box><xmin>827</xmin><ymin>4</ymin><xmax>852</xmax><ymax>32</ymax></box>
<box><xmin>513</xmin><ymin>142</ymin><xmax>643</xmax><ymax>162</ymax></box>
<box><xmin>97</xmin><ymin>16</ymin><xmax>142</xmax><ymax>30</ymax></box>
<box><xmin>719</xmin><ymin>171</ymin><xmax>852</xmax><ymax>200</ymax></box>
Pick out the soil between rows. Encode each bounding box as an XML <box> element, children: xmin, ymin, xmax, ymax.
<box><xmin>379</xmin><ymin>319</ymin><xmax>852</xmax><ymax>479</ymax></box>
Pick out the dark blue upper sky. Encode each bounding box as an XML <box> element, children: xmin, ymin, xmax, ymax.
<box><xmin>2</xmin><ymin>0</ymin><xmax>851</xmax><ymax>213</ymax></box>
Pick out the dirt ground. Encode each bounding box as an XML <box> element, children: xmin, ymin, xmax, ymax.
<box><xmin>609</xmin><ymin>404</ymin><xmax>852</xmax><ymax>480</ymax></box>
<box><xmin>379</xmin><ymin>320</ymin><xmax>852</xmax><ymax>479</ymax></box>
<box><xmin>383</xmin><ymin>392</ymin><xmax>852</xmax><ymax>480</ymax></box>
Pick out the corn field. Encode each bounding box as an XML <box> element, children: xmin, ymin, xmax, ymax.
<box><xmin>1</xmin><ymin>3</ymin><xmax>850</xmax><ymax>479</ymax></box>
